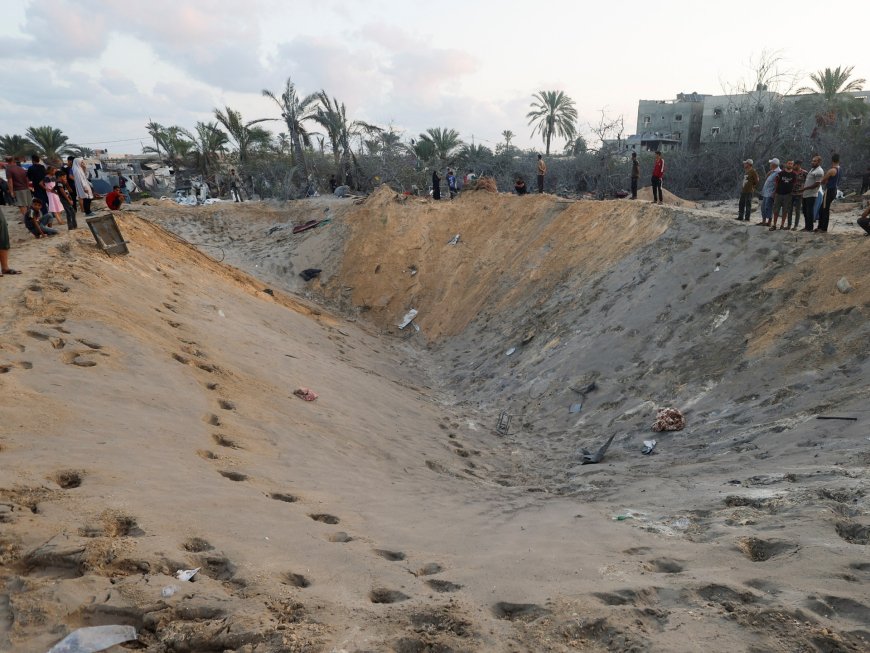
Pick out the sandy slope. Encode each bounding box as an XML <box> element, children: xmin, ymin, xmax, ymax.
<box><xmin>1</xmin><ymin>194</ymin><xmax>868</xmax><ymax>652</ymax></box>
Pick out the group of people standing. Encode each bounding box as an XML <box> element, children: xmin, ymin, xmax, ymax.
<box><xmin>739</xmin><ymin>153</ymin><xmax>841</xmax><ymax>233</ymax></box>
<box><xmin>4</xmin><ymin>154</ymin><xmax>103</xmax><ymax>235</ymax></box>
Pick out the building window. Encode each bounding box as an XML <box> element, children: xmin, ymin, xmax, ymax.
<box><xmin>757</xmin><ymin>105</ymin><xmax>764</xmax><ymax>113</ymax></box>
<box><xmin>711</xmin><ymin>127</ymin><xmax>720</xmax><ymax>136</ymax></box>
<box><xmin>675</xmin><ymin>114</ymin><xmax>683</xmax><ymax>121</ymax></box>
<box><xmin>643</xmin><ymin>116</ymin><xmax>651</xmax><ymax>125</ymax></box>
<box><xmin>673</xmin><ymin>131</ymin><xmax>681</xmax><ymax>140</ymax></box>
<box><xmin>850</xmin><ymin>117</ymin><xmax>863</xmax><ymax>126</ymax></box>
<box><xmin>713</xmin><ymin>108</ymin><xmax>723</xmax><ymax>118</ymax></box>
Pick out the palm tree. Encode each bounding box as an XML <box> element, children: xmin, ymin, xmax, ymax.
<box><xmin>142</xmin><ymin>124</ymin><xmax>193</xmax><ymax>169</ymax></box>
<box><xmin>262</xmin><ymin>77</ymin><xmax>318</xmax><ymax>180</ymax></box>
<box><xmin>213</xmin><ymin>106</ymin><xmax>272</xmax><ymax>164</ymax></box>
<box><xmin>25</xmin><ymin>126</ymin><xmax>70</xmax><ymax>161</ymax></box>
<box><xmin>66</xmin><ymin>144</ymin><xmax>96</xmax><ymax>158</ymax></box>
<box><xmin>312</xmin><ymin>91</ymin><xmax>381</xmax><ymax>185</ymax></box>
<box><xmin>797</xmin><ymin>66</ymin><xmax>868</xmax><ymax>123</ymax></box>
<box><xmin>0</xmin><ymin>134</ymin><xmax>35</xmax><ymax>158</ymax></box>
<box><xmin>185</xmin><ymin>122</ymin><xmax>229</xmax><ymax>177</ymax></box>
<box><xmin>145</xmin><ymin>121</ymin><xmax>167</xmax><ymax>158</ymax></box>
<box><xmin>417</xmin><ymin>128</ymin><xmax>463</xmax><ymax>165</ymax></box>
<box><xmin>526</xmin><ymin>90</ymin><xmax>578</xmax><ymax>155</ymax></box>
<box><xmin>501</xmin><ymin>130</ymin><xmax>515</xmax><ymax>150</ymax></box>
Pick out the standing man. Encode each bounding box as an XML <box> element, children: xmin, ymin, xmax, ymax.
<box><xmin>857</xmin><ymin>204</ymin><xmax>870</xmax><ymax>236</ymax></box>
<box><xmin>118</xmin><ymin>173</ymin><xmax>132</xmax><ymax>203</ymax></box>
<box><xmin>26</xmin><ymin>154</ymin><xmax>49</xmax><ymax>217</ymax></box>
<box><xmin>61</xmin><ymin>156</ymin><xmax>78</xmax><ymax>220</ymax></box>
<box><xmin>651</xmin><ymin>151</ymin><xmax>665</xmax><ymax>204</ymax></box>
<box><xmin>758</xmin><ymin>158</ymin><xmax>780</xmax><ymax>227</ymax></box>
<box><xmin>737</xmin><ymin>158</ymin><xmax>759</xmax><ymax>221</ymax></box>
<box><xmin>789</xmin><ymin>160</ymin><xmax>806</xmax><ymax>231</ymax></box>
<box><xmin>229</xmin><ymin>169</ymin><xmax>243</xmax><ymax>202</ymax></box>
<box><xmin>771</xmin><ymin>160</ymin><xmax>796</xmax><ymax>231</ymax></box>
<box><xmin>630</xmin><ymin>152</ymin><xmax>640</xmax><ymax>199</ymax></box>
<box><xmin>536</xmin><ymin>154</ymin><xmax>547</xmax><ymax>194</ymax></box>
<box><xmin>5</xmin><ymin>157</ymin><xmax>32</xmax><ymax>219</ymax></box>
<box><xmin>0</xmin><ymin>208</ymin><xmax>17</xmax><ymax>275</ymax></box>
<box><xmin>800</xmin><ymin>154</ymin><xmax>825</xmax><ymax>232</ymax></box>
<box><xmin>447</xmin><ymin>169</ymin><xmax>457</xmax><ymax>199</ymax></box>
<box><xmin>816</xmin><ymin>153</ymin><xmax>840</xmax><ymax>233</ymax></box>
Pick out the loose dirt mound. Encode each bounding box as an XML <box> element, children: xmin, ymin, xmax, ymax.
<box><xmin>636</xmin><ymin>185</ymin><xmax>699</xmax><ymax>207</ymax></box>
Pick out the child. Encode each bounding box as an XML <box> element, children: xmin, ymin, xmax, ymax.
<box><xmin>41</xmin><ymin>167</ymin><xmax>66</xmax><ymax>226</ymax></box>
<box><xmin>24</xmin><ymin>199</ymin><xmax>59</xmax><ymax>238</ymax></box>
<box><xmin>105</xmin><ymin>185</ymin><xmax>123</xmax><ymax>211</ymax></box>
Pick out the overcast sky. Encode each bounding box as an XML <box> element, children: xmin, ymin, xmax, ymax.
<box><xmin>2</xmin><ymin>0</ymin><xmax>868</xmax><ymax>155</ymax></box>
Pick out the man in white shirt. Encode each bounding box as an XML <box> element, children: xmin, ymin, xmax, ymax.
<box><xmin>800</xmin><ymin>155</ymin><xmax>825</xmax><ymax>232</ymax></box>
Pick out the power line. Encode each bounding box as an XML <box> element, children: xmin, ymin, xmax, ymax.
<box><xmin>72</xmin><ymin>136</ymin><xmax>151</xmax><ymax>146</ymax></box>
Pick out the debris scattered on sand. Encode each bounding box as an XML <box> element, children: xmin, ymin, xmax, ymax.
<box><xmin>447</xmin><ymin>234</ymin><xmax>460</xmax><ymax>245</ymax></box>
<box><xmin>300</xmin><ymin>268</ymin><xmax>322</xmax><ymax>281</ymax></box>
<box><xmin>580</xmin><ymin>433</ymin><xmax>616</xmax><ymax>464</ymax></box>
<box><xmin>642</xmin><ymin>439</ymin><xmax>657</xmax><ymax>455</ymax></box>
<box><xmin>398</xmin><ymin>308</ymin><xmax>418</xmax><ymax>329</ymax></box>
<box><xmin>294</xmin><ymin>387</ymin><xmax>319</xmax><ymax>401</ymax></box>
<box><xmin>47</xmin><ymin>625</ymin><xmax>138</xmax><ymax>653</ymax></box>
<box><xmin>175</xmin><ymin>567</ymin><xmax>200</xmax><ymax>581</ymax></box>
<box><xmin>836</xmin><ymin>277</ymin><xmax>853</xmax><ymax>293</ymax></box>
<box><xmin>652</xmin><ymin>407</ymin><xmax>685</xmax><ymax>432</ymax></box>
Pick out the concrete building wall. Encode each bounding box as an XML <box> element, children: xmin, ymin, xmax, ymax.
<box><xmin>636</xmin><ymin>95</ymin><xmax>704</xmax><ymax>151</ymax></box>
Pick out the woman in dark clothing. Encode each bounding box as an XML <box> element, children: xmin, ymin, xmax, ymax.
<box><xmin>432</xmin><ymin>169</ymin><xmax>441</xmax><ymax>200</ymax></box>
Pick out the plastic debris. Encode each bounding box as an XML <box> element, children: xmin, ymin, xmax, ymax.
<box><xmin>398</xmin><ymin>308</ymin><xmax>418</xmax><ymax>329</ymax></box>
<box><xmin>175</xmin><ymin>567</ymin><xmax>200</xmax><ymax>581</ymax></box>
<box><xmin>293</xmin><ymin>388</ymin><xmax>318</xmax><ymax>401</ymax></box>
<box><xmin>580</xmin><ymin>433</ymin><xmax>616</xmax><ymax>464</ymax></box>
<box><xmin>652</xmin><ymin>407</ymin><xmax>685</xmax><ymax>432</ymax></box>
<box><xmin>569</xmin><ymin>403</ymin><xmax>583</xmax><ymax>414</ymax></box>
<box><xmin>613</xmin><ymin>514</ymin><xmax>633</xmax><ymax>521</ymax></box>
<box><xmin>161</xmin><ymin>585</ymin><xmax>178</xmax><ymax>598</ymax></box>
<box><xmin>836</xmin><ymin>277</ymin><xmax>853</xmax><ymax>294</ymax></box>
<box><xmin>642</xmin><ymin>439</ymin><xmax>657</xmax><ymax>455</ymax></box>
<box><xmin>447</xmin><ymin>234</ymin><xmax>460</xmax><ymax>245</ymax></box>
<box><xmin>505</xmin><ymin>347</ymin><xmax>516</xmax><ymax>356</ymax></box>
<box><xmin>299</xmin><ymin>268</ymin><xmax>322</xmax><ymax>281</ymax></box>
<box><xmin>47</xmin><ymin>625</ymin><xmax>137</xmax><ymax>653</ymax></box>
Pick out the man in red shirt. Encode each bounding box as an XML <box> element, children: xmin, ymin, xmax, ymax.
<box><xmin>651</xmin><ymin>151</ymin><xmax>665</xmax><ymax>204</ymax></box>
<box><xmin>105</xmin><ymin>185</ymin><xmax>123</xmax><ymax>211</ymax></box>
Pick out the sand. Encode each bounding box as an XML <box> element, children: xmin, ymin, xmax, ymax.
<box><xmin>1</xmin><ymin>192</ymin><xmax>868</xmax><ymax>652</ymax></box>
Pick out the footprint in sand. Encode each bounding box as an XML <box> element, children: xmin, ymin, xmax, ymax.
<box><xmin>217</xmin><ymin>399</ymin><xmax>235</xmax><ymax>410</ymax></box>
<box><xmin>51</xmin><ymin>469</ymin><xmax>84</xmax><ymax>489</ymax></box>
<box><xmin>373</xmin><ymin>549</ymin><xmax>405</xmax><ymax>562</ymax></box>
<box><xmin>369</xmin><ymin>588</ymin><xmax>409</xmax><ymax>604</ymax></box>
<box><xmin>212</xmin><ymin>433</ymin><xmax>242</xmax><ymax>449</ymax></box>
<box><xmin>269</xmin><ymin>492</ymin><xmax>299</xmax><ymax>503</ymax></box>
<box><xmin>309</xmin><ymin>513</ymin><xmax>340</xmax><ymax>525</ymax></box>
<box><xmin>26</xmin><ymin>330</ymin><xmax>50</xmax><ymax>341</ymax></box>
<box><xmin>202</xmin><ymin>413</ymin><xmax>221</xmax><ymax>427</ymax></box>
<box><xmin>282</xmin><ymin>572</ymin><xmax>311</xmax><ymax>588</ymax></box>
<box><xmin>218</xmin><ymin>470</ymin><xmax>248</xmax><ymax>482</ymax></box>
<box><xmin>61</xmin><ymin>351</ymin><xmax>99</xmax><ymax>367</ymax></box>
<box><xmin>328</xmin><ymin>532</ymin><xmax>353</xmax><ymax>543</ymax></box>
<box><xmin>425</xmin><ymin>579</ymin><xmax>462</xmax><ymax>593</ymax></box>
<box><xmin>77</xmin><ymin>339</ymin><xmax>103</xmax><ymax>350</ymax></box>
<box><xmin>182</xmin><ymin>537</ymin><xmax>214</xmax><ymax>553</ymax></box>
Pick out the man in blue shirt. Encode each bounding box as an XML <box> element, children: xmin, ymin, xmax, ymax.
<box><xmin>758</xmin><ymin>158</ymin><xmax>780</xmax><ymax>227</ymax></box>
